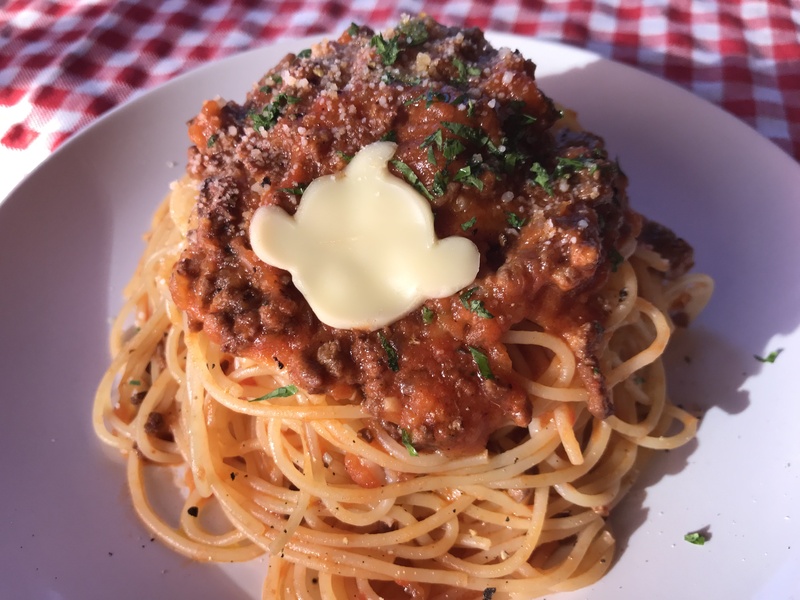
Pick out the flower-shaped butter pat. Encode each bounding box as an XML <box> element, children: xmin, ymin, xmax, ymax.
<box><xmin>249</xmin><ymin>141</ymin><xmax>480</xmax><ymax>331</ymax></box>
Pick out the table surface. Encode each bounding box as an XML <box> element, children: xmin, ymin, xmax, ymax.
<box><xmin>1</xmin><ymin>0</ymin><xmax>798</xmax><ymax>200</ymax></box>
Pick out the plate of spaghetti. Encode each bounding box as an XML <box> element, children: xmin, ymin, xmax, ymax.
<box><xmin>2</xmin><ymin>17</ymin><xmax>799</xmax><ymax>600</ymax></box>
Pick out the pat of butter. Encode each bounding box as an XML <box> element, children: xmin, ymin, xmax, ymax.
<box><xmin>249</xmin><ymin>141</ymin><xmax>480</xmax><ymax>330</ymax></box>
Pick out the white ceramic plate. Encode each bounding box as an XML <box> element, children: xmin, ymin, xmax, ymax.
<box><xmin>1</xmin><ymin>33</ymin><xmax>799</xmax><ymax>600</ymax></box>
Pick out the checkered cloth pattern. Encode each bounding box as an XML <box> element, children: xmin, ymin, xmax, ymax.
<box><xmin>1</xmin><ymin>0</ymin><xmax>798</xmax><ymax>198</ymax></box>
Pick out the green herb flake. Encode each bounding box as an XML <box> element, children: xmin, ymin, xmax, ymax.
<box><xmin>206</xmin><ymin>134</ymin><xmax>218</xmax><ymax>148</ymax></box>
<box><xmin>431</xmin><ymin>171</ymin><xmax>449</xmax><ymax>197</ymax></box>
<box><xmin>405</xmin><ymin>89</ymin><xmax>449</xmax><ymax>108</ymax></box>
<box><xmin>460</xmin><ymin>287</ymin><xmax>493</xmax><ymax>319</ymax></box>
<box><xmin>346</xmin><ymin>22</ymin><xmax>360</xmax><ymax>36</ymax></box>
<box><xmin>397</xmin><ymin>19</ymin><xmax>429</xmax><ymax>46</ymax></box>
<box><xmin>442</xmin><ymin>121</ymin><xmax>485</xmax><ymax>145</ymax></box>
<box><xmin>684</xmin><ymin>532</ymin><xmax>706</xmax><ymax>545</ymax></box>
<box><xmin>755</xmin><ymin>348</ymin><xmax>783</xmax><ymax>363</ymax></box>
<box><xmin>249</xmin><ymin>385</ymin><xmax>299</xmax><ymax>402</ymax></box>
<box><xmin>336</xmin><ymin>150</ymin><xmax>353</xmax><ymax>163</ymax></box>
<box><xmin>390</xmin><ymin>159</ymin><xmax>433</xmax><ymax>201</ymax></box>
<box><xmin>461</xmin><ymin>216</ymin><xmax>477</xmax><ymax>231</ymax></box>
<box><xmin>554</xmin><ymin>156</ymin><xmax>586</xmax><ymax>178</ymax></box>
<box><xmin>297</xmin><ymin>48</ymin><xmax>312</xmax><ymax>59</ymax></box>
<box><xmin>250</xmin><ymin>93</ymin><xmax>300</xmax><ymax>131</ymax></box>
<box><xmin>271</xmin><ymin>74</ymin><xmax>283</xmax><ymax>84</ymax></box>
<box><xmin>280</xmin><ymin>183</ymin><xmax>308</xmax><ymax>196</ymax></box>
<box><xmin>370</xmin><ymin>33</ymin><xmax>400</xmax><ymax>65</ymax></box>
<box><xmin>400</xmin><ymin>428</ymin><xmax>418</xmax><ymax>456</ymax></box>
<box><xmin>530</xmin><ymin>162</ymin><xmax>553</xmax><ymax>195</ymax></box>
<box><xmin>453</xmin><ymin>165</ymin><xmax>484</xmax><ymax>191</ymax></box>
<box><xmin>421</xmin><ymin>129</ymin><xmax>444</xmax><ymax>151</ymax></box>
<box><xmin>506</xmin><ymin>211</ymin><xmax>526</xmax><ymax>230</ymax></box>
<box><xmin>442</xmin><ymin>138</ymin><xmax>466</xmax><ymax>160</ymax></box>
<box><xmin>128</xmin><ymin>379</ymin><xmax>141</xmax><ymax>386</ymax></box>
<box><xmin>380</xmin><ymin>130</ymin><xmax>397</xmax><ymax>142</ymax></box>
<box><xmin>469</xmin><ymin>346</ymin><xmax>495</xmax><ymax>380</ymax></box>
<box><xmin>421</xmin><ymin>306</ymin><xmax>435</xmax><ymax>324</ymax></box>
<box><xmin>378</xmin><ymin>332</ymin><xmax>400</xmax><ymax>372</ymax></box>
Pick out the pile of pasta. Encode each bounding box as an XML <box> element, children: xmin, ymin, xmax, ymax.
<box><xmin>94</xmin><ymin>175</ymin><xmax>712</xmax><ymax>599</ymax></box>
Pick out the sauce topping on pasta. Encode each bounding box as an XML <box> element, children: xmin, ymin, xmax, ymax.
<box><xmin>170</xmin><ymin>17</ymin><xmax>692</xmax><ymax>454</ymax></box>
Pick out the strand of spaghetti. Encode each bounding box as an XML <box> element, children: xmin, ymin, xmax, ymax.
<box><xmin>554</xmin><ymin>404</ymin><xmax>584</xmax><ymax>465</ymax></box>
<box><xmin>277</xmin><ymin>540</ymin><xmax>473</xmax><ymax>586</ymax></box>
<box><xmin>607</xmin><ymin>356</ymin><xmax>668</xmax><ymax>440</ymax></box>
<box><xmin>485</xmin><ymin>419</ymin><xmax>611</xmax><ymax>489</ymax></box>
<box><xmin>132</xmin><ymin>368</ymin><xmax>180</xmax><ymax>464</ymax></box>
<box><xmin>513</xmin><ymin>374</ymin><xmax>589</xmax><ymax>403</ymax></box>
<box><xmin>606</xmin><ymin>297</ymin><xmax>670</xmax><ymax>387</ymax></box>
<box><xmin>603</xmin><ymin>260</ymin><xmax>639</xmax><ymax>332</ymax></box>
<box><xmin>179</xmin><ymin>489</ymin><xmax>255</xmax><ymax>547</ymax></box>
<box><xmin>663</xmin><ymin>272</ymin><xmax>715</xmax><ymax>321</ymax></box>
<box><xmin>292</xmin><ymin>563</ymin><xmax>319</xmax><ymax>600</ymax></box>
<box><xmin>436</xmin><ymin>486</ymin><xmax>549</xmax><ymax>579</ymax></box>
<box><xmin>125</xmin><ymin>452</ymin><xmax>262</xmax><ymax>561</ymax></box>
<box><xmin>288</xmin><ymin>493</ymin><xmax>474</xmax><ymax>550</ymax></box>
<box><xmin>633</xmin><ymin>404</ymin><xmax>698</xmax><ymax>449</ymax></box>
<box><xmin>92</xmin><ymin>309</ymin><xmax>170</xmax><ymax>447</ymax></box>
<box><xmin>500</xmin><ymin>518</ymin><xmax>609</xmax><ymax>594</ymax></box>
<box><xmin>313</xmin><ymin>419</ymin><xmax>490</xmax><ymax>474</ymax></box>
<box><xmin>502</xmin><ymin>330</ymin><xmax>576</xmax><ymax>385</ymax></box>
<box><xmin>544</xmin><ymin>524</ymin><xmax>614</xmax><ymax>593</ymax></box>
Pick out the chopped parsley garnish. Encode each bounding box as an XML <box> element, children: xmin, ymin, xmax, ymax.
<box><xmin>336</xmin><ymin>150</ymin><xmax>353</xmax><ymax>163</ymax></box>
<box><xmin>380</xmin><ymin>130</ymin><xmax>398</xmax><ymax>142</ymax></box>
<box><xmin>206</xmin><ymin>134</ymin><xmax>218</xmax><ymax>148</ymax></box>
<box><xmin>483</xmin><ymin>588</ymin><xmax>497</xmax><ymax>600</ymax></box>
<box><xmin>506</xmin><ymin>211</ymin><xmax>526</xmax><ymax>230</ymax></box>
<box><xmin>280</xmin><ymin>183</ymin><xmax>308</xmax><ymax>196</ymax></box>
<box><xmin>460</xmin><ymin>287</ymin><xmax>493</xmax><ymax>319</ymax></box>
<box><xmin>405</xmin><ymin>89</ymin><xmax>449</xmax><ymax>107</ymax></box>
<box><xmin>370</xmin><ymin>33</ymin><xmax>400</xmax><ymax>65</ymax></box>
<box><xmin>400</xmin><ymin>428</ymin><xmax>418</xmax><ymax>456</ymax></box>
<box><xmin>250</xmin><ymin>93</ymin><xmax>300</xmax><ymax>131</ymax></box>
<box><xmin>469</xmin><ymin>346</ymin><xmax>495</xmax><ymax>379</ymax></box>
<box><xmin>347</xmin><ymin>22</ymin><xmax>360</xmax><ymax>36</ymax></box>
<box><xmin>530</xmin><ymin>162</ymin><xmax>553</xmax><ymax>195</ymax></box>
<box><xmin>421</xmin><ymin>129</ymin><xmax>444</xmax><ymax>152</ymax></box>
<box><xmin>452</xmin><ymin>57</ymin><xmax>482</xmax><ymax>83</ymax></box>
<box><xmin>431</xmin><ymin>171</ymin><xmax>449</xmax><ymax>197</ymax></box>
<box><xmin>397</xmin><ymin>19</ymin><xmax>429</xmax><ymax>46</ymax></box>
<box><xmin>755</xmin><ymin>348</ymin><xmax>783</xmax><ymax>363</ymax></box>
<box><xmin>378</xmin><ymin>332</ymin><xmax>400</xmax><ymax>372</ymax></box>
<box><xmin>442</xmin><ymin>121</ymin><xmax>486</xmax><ymax>145</ymax></box>
<box><xmin>381</xmin><ymin>70</ymin><xmax>422</xmax><ymax>86</ymax></box>
<box><xmin>443</xmin><ymin>138</ymin><xmax>466</xmax><ymax>160</ymax></box>
<box><xmin>461</xmin><ymin>216</ymin><xmax>477</xmax><ymax>231</ymax></box>
<box><xmin>249</xmin><ymin>385</ymin><xmax>299</xmax><ymax>402</ymax></box>
<box><xmin>128</xmin><ymin>379</ymin><xmax>141</xmax><ymax>386</ymax></box>
<box><xmin>390</xmin><ymin>159</ymin><xmax>433</xmax><ymax>201</ymax></box>
<box><xmin>297</xmin><ymin>48</ymin><xmax>311</xmax><ymax>59</ymax></box>
<box><xmin>684</xmin><ymin>532</ymin><xmax>706</xmax><ymax>545</ymax></box>
<box><xmin>421</xmin><ymin>306</ymin><xmax>435</xmax><ymax>324</ymax></box>
<box><xmin>453</xmin><ymin>164</ymin><xmax>483</xmax><ymax>191</ymax></box>
<box><xmin>271</xmin><ymin>74</ymin><xmax>283</xmax><ymax>84</ymax></box>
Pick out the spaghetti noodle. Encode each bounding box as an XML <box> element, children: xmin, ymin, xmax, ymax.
<box><xmin>94</xmin><ymin>17</ymin><xmax>713</xmax><ymax>600</ymax></box>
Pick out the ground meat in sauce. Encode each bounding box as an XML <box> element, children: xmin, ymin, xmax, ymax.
<box><xmin>170</xmin><ymin>17</ymin><xmax>684</xmax><ymax>455</ymax></box>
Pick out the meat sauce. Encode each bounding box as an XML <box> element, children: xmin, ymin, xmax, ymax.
<box><xmin>171</xmin><ymin>17</ymin><xmax>691</xmax><ymax>455</ymax></box>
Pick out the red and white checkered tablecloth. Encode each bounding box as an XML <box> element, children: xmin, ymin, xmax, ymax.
<box><xmin>1</xmin><ymin>0</ymin><xmax>798</xmax><ymax>199</ymax></box>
